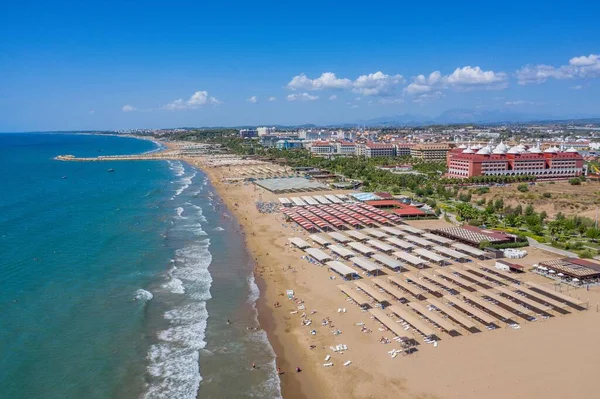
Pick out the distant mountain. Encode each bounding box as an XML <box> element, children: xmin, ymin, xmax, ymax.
<box><xmin>434</xmin><ymin>108</ymin><xmax>540</xmax><ymax>124</ymax></box>
<box><xmin>356</xmin><ymin>113</ymin><xmax>433</xmax><ymax>126</ymax></box>
<box><xmin>356</xmin><ymin>109</ymin><xmax>600</xmax><ymax>127</ymax></box>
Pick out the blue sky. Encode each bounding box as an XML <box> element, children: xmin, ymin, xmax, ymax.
<box><xmin>1</xmin><ymin>0</ymin><xmax>599</xmax><ymax>131</ymax></box>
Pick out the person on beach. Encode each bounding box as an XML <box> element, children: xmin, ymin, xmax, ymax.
<box><xmin>296</xmin><ymin>366</ymin><xmax>302</xmax><ymax>373</ymax></box>
<box><xmin>252</xmin><ymin>362</ymin><xmax>256</xmax><ymax>369</ymax></box>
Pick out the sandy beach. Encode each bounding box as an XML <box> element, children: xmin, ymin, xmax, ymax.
<box><xmin>177</xmin><ymin>152</ymin><xmax>600</xmax><ymax>399</ymax></box>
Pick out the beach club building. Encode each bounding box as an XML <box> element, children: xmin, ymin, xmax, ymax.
<box><xmin>537</xmin><ymin>258</ymin><xmax>600</xmax><ymax>283</ymax></box>
<box><xmin>432</xmin><ymin>225</ymin><xmax>515</xmax><ymax>248</ymax></box>
<box><xmin>446</xmin><ymin>142</ymin><xmax>584</xmax><ymax>179</ymax></box>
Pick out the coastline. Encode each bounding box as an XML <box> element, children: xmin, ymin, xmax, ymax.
<box><xmin>71</xmin><ymin>136</ymin><xmax>600</xmax><ymax>399</ymax></box>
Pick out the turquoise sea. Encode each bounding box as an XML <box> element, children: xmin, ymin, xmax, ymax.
<box><xmin>0</xmin><ymin>133</ymin><xmax>281</xmax><ymax>399</ymax></box>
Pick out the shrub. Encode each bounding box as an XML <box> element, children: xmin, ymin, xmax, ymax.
<box><xmin>577</xmin><ymin>249</ymin><xmax>596</xmax><ymax>259</ymax></box>
<box><xmin>517</xmin><ymin>184</ymin><xmax>529</xmax><ymax>192</ymax></box>
<box><xmin>542</xmin><ymin>192</ymin><xmax>552</xmax><ymax>198</ymax></box>
<box><xmin>489</xmin><ymin>241</ymin><xmax>529</xmax><ymax>249</ymax></box>
<box><xmin>569</xmin><ymin>178</ymin><xmax>581</xmax><ymax>185</ymax></box>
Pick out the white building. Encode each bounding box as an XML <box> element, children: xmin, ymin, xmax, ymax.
<box><xmin>393</xmin><ymin>143</ymin><xmax>413</xmax><ymax>157</ymax></box>
<box><xmin>335</xmin><ymin>141</ymin><xmax>356</xmax><ymax>155</ymax></box>
<box><xmin>309</xmin><ymin>141</ymin><xmax>335</xmax><ymax>155</ymax></box>
<box><xmin>257</xmin><ymin>127</ymin><xmax>276</xmax><ymax>136</ymax></box>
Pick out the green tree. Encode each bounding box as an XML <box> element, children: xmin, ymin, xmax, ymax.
<box><xmin>479</xmin><ymin>240</ymin><xmax>491</xmax><ymax>249</ymax></box>
<box><xmin>585</xmin><ymin>227</ymin><xmax>600</xmax><ymax>240</ymax></box>
<box><xmin>524</xmin><ymin>204</ymin><xmax>535</xmax><ymax>216</ymax></box>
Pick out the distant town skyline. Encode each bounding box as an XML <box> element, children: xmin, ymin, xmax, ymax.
<box><xmin>1</xmin><ymin>0</ymin><xmax>599</xmax><ymax>132</ymax></box>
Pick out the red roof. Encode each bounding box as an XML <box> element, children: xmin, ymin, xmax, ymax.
<box><xmin>365</xmin><ymin>200</ymin><xmax>402</xmax><ymax>207</ymax></box>
<box><xmin>392</xmin><ymin>204</ymin><xmax>425</xmax><ymax>216</ymax></box>
<box><xmin>497</xmin><ymin>260</ymin><xmax>524</xmax><ymax>270</ymax></box>
<box><xmin>366</xmin><ymin>142</ymin><xmax>395</xmax><ymax>149</ymax></box>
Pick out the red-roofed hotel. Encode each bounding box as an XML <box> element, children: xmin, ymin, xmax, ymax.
<box><xmin>446</xmin><ymin>142</ymin><xmax>584</xmax><ymax>179</ymax></box>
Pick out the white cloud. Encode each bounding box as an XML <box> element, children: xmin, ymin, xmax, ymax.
<box><xmin>569</xmin><ymin>54</ymin><xmax>599</xmax><ymax>67</ymax></box>
<box><xmin>268</xmin><ymin>96</ymin><xmax>277</xmax><ymax>101</ymax></box>
<box><xmin>571</xmin><ymin>85</ymin><xmax>583</xmax><ymax>90</ymax></box>
<box><xmin>287</xmin><ymin>72</ymin><xmax>352</xmax><ymax>91</ymax></box>
<box><xmin>404</xmin><ymin>71</ymin><xmax>442</xmax><ymax>95</ymax></box>
<box><xmin>286</xmin><ymin>71</ymin><xmax>404</xmax><ymax>96</ymax></box>
<box><xmin>505</xmin><ymin>100</ymin><xmax>535</xmax><ymax>106</ymax></box>
<box><xmin>351</xmin><ymin>71</ymin><xmax>405</xmax><ymax>96</ymax></box>
<box><xmin>350</xmin><ymin>104</ymin><xmax>359</xmax><ymax>109</ymax></box>
<box><xmin>413</xmin><ymin>91</ymin><xmax>444</xmax><ymax>104</ymax></box>
<box><xmin>246</xmin><ymin>96</ymin><xmax>258</xmax><ymax>103</ymax></box>
<box><xmin>444</xmin><ymin>66</ymin><xmax>507</xmax><ymax>89</ymax></box>
<box><xmin>379</xmin><ymin>98</ymin><xmax>404</xmax><ymax>104</ymax></box>
<box><xmin>122</xmin><ymin>104</ymin><xmax>137</xmax><ymax>112</ymax></box>
<box><xmin>405</xmin><ymin>67</ymin><xmax>506</xmax><ymax>95</ymax></box>
<box><xmin>328</xmin><ymin>95</ymin><xmax>338</xmax><ymax>101</ymax></box>
<box><xmin>286</xmin><ymin>93</ymin><xmax>319</xmax><ymax>101</ymax></box>
<box><xmin>515</xmin><ymin>65</ymin><xmax>572</xmax><ymax>85</ymax></box>
<box><xmin>516</xmin><ymin>54</ymin><xmax>600</xmax><ymax>85</ymax></box>
<box><xmin>88</xmin><ymin>110</ymin><xmax>95</xmax><ymax>114</ymax></box>
<box><xmin>164</xmin><ymin>90</ymin><xmax>221</xmax><ymax>110</ymax></box>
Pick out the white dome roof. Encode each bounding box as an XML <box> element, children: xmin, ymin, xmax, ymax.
<box><xmin>477</xmin><ymin>146</ymin><xmax>491</xmax><ymax>155</ymax></box>
<box><xmin>472</xmin><ymin>144</ymin><xmax>483</xmax><ymax>150</ymax></box>
<box><xmin>566</xmin><ymin>147</ymin><xmax>579</xmax><ymax>153</ymax></box>
<box><xmin>493</xmin><ymin>142</ymin><xmax>508</xmax><ymax>154</ymax></box>
<box><xmin>507</xmin><ymin>146</ymin><xmax>521</xmax><ymax>154</ymax></box>
<box><xmin>458</xmin><ymin>143</ymin><xmax>467</xmax><ymax>149</ymax></box>
<box><xmin>544</xmin><ymin>146</ymin><xmax>559</xmax><ymax>153</ymax></box>
<box><xmin>462</xmin><ymin>147</ymin><xmax>474</xmax><ymax>154</ymax></box>
<box><xmin>529</xmin><ymin>146</ymin><xmax>542</xmax><ymax>154</ymax></box>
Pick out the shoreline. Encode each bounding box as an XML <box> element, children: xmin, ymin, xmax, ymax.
<box><xmin>192</xmin><ymin>161</ymin><xmax>321</xmax><ymax>399</ymax></box>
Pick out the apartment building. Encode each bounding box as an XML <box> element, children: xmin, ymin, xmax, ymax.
<box><xmin>411</xmin><ymin>143</ymin><xmax>451</xmax><ymax>161</ymax></box>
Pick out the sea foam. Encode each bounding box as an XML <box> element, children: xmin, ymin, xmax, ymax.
<box><xmin>246</xmin><ymin>275</ymin><xmax>283</xmax><ymax>398</ymax></box>
<box><xmin>144</xmin><ymin>237</ymin><xmax>213</xmax><ymax>399</ymax></box>
<box><xmin>134</xmin><ymin>289</ymin><xmax>154</xmax><ymax>301</ymax></box>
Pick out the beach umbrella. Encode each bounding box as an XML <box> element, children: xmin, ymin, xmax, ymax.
<box><xmin>572</xmin><ymin>278</ymin><xmax>580</xmax><ymax>282</ymax></box>
<box><xmin>557</xmin><ymin>273</ymin><xmax>564</xmax><ymax>277</ymax></box>
<box><xmin>549</xmin><ymin>270</ymin><xmax>556</xmax><ymax>274</ymax></box>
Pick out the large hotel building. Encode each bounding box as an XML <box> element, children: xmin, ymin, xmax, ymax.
<box><xmin>446</xmin><ymin>142</ymin><xmax>584</xmax><ymax>179</ymax></box>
